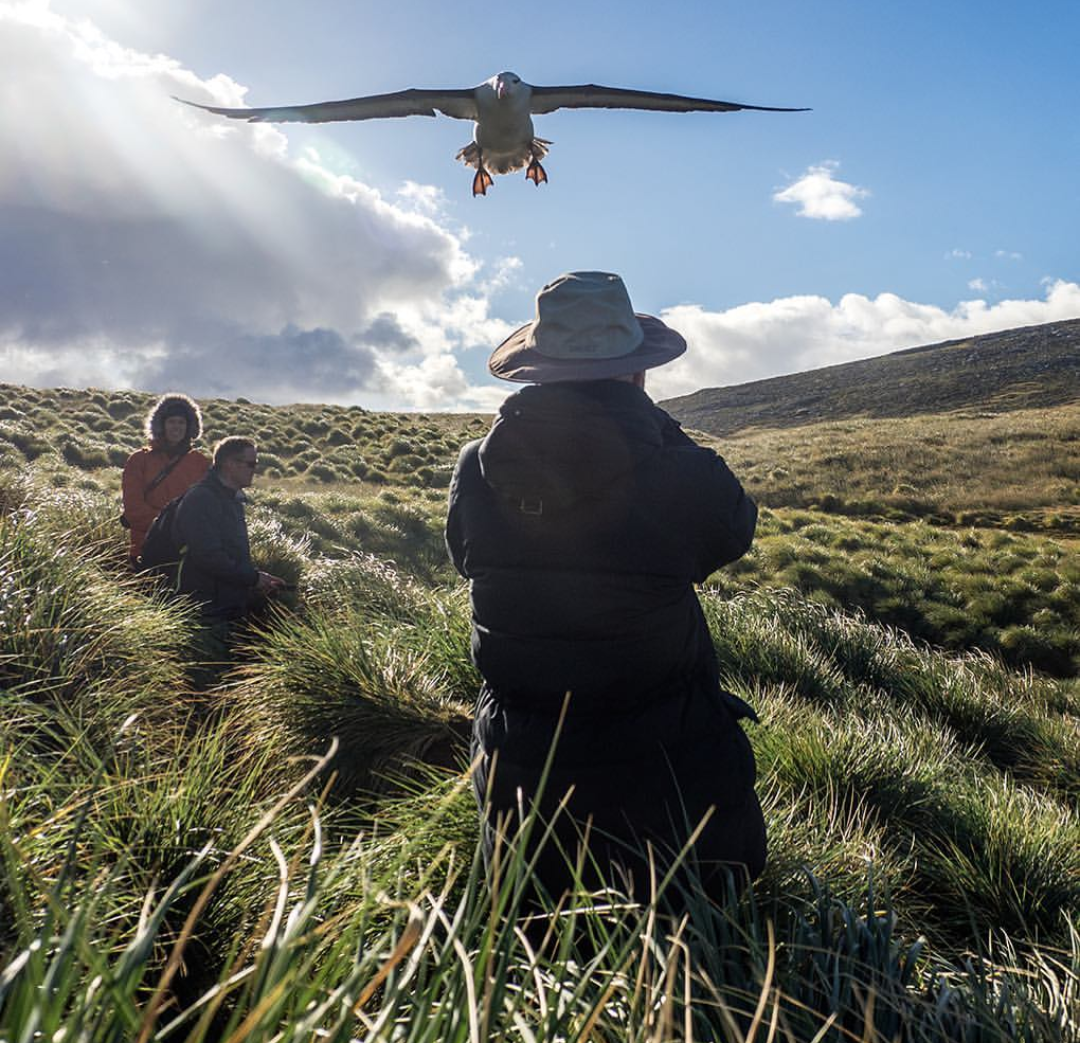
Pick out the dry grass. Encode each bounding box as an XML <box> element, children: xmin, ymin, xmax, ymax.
<box><xmin>703</xmin><ymin>401</ymin><xmax>1080</xmax><ymax>529</ymax></box>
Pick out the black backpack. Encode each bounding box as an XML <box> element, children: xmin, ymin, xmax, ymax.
<box><xmin>138</xmin><ymin>493</ymin><xmax>186</xmax><ymax>577</ymax></box>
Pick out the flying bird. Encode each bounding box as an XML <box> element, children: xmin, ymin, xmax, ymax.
<box><xmin>175</xmin><ymin>71</ymin><xmax>809</xmax><ymax>196</ymax></box>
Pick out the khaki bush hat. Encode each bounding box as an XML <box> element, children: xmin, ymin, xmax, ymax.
<box><xmin>488</xmin><ymin>271</ymin><xmax>686</xmax><ymax>383</ymax></box>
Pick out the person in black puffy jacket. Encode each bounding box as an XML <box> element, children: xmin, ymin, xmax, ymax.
<box><xmin>173</xmin><ymin>436</ymin><xmax>285</xmax><ymax>620</ymax></box>
<box><xmin>446</xmin><ymin>271</ymin><xmax>765</xmax><ymax>910</ymax></box>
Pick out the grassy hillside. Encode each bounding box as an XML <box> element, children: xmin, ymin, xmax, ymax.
<box><xmin>0</xmin><ymin>383</ymin><xmax>486</xmax><ymax>490</ymax></box>
<box><xmin>662</xmin><ymin>317</ymin><xmax>1080</xmax><ymax>436</ymax></box>
<box><xmin>710</xmin><ymin>401</ymin><xmax>1080</xmax><ymax>534</ymax></box>
<box><xmin>1</xmin><ymin>377</ymin><xmax>1079</xmax><ymax>1040</ymax></box>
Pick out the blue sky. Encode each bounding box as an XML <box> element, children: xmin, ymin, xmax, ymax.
<box><xmin>2</xmin><ymin>0</ymin><xmax>1078</xmax><ymax>409</ymax></box>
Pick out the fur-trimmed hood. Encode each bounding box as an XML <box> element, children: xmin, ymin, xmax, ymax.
<box><xmin>145</xmin><ymin>393</ymin><xmax>203</xmax><ymax>445</ymax></box>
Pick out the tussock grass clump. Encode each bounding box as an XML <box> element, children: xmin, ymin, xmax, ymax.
<box><xmin>246</xmin><ymin>513</ymin><xmax>310</xmax><ymax>605</ymax></box>
<box><xmin>353</xmin><ymin>765</ymin><xmax>479</xmax><ymax>904</ymax></box>
<box><xmin>396</xmin><ymin>583</ymin><xmax>481</xmax><ymax>699</ymax></box>
<box><xmin>58</xmin><ymin>433</ymin><xmax>112</xmax><ymax>470</ymax></box>
<box><xmin>707</xmin><ymin>589</ymin><xmax>1080</xmax><ymax>943</ymax></box>
<box><xmin>301</xmin><ymin>551</ymin><xmax>430</xmax><ymax>622</ymax></box>
<box><xmin>0</xmin><ymin>726</ymin><xmax>330</xmax><ymax>1019</ymax></box>
<box><xmin>254</xmin><ymin>487</ymin><xmax>452</xmax><ymax>579</ymax></box>
<box><xmin>0</xmin><ymin>421</ymin><xmax>54</xmax><ymax>462</ymax></box>
<box><xmin>232</xmin><ymin>609</ymin><xmax>472</xmax><ymax>795</ymax></box>
<box><xmin>754</xmin><ymin>749</ymin><xmax>916</xmax><ymax>913</ymax></box>
<box><xmin>706</xmin><ymin>587</ymin><xmax>1080</xmax><ymax>793</ymax></box>
<box><xmin>1</xmin><ymin>719</ymin><xmax>286</xmax><ymax>952</ymax></box>
<box><xmin>18</xmin><ymin>484</ymin><xmax>125</xmax><ymax>562</ymax></box>
<box><xmin>715</xmin><ymin>510</ymin><xmax>1080</xmax><ymax>675</ymax></box>
<box><xmin>764</xmin><ymin>689</ymin><xmax>1080</xmax><ymax>941</ymax></box>
<box><xmin>919</xmin><ymin>777</ymin><xmax>1080</xmax><ymax>941</ymax></box>
<box><xmin>0</xmin><ymin>513</ymin><xmax>191</xmax><ymax>722</ymax></box>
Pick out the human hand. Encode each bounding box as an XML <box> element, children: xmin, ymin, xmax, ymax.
<box><xmin>255</xmin><ymin>571</ymin><xmax>287</xmax><ymax>596</ymax></box>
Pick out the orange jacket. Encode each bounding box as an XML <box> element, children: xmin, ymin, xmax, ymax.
<box><xmin>122</xmin><ymin>447</ymin><xmax>211</xmax><ymax>556</ymax></box>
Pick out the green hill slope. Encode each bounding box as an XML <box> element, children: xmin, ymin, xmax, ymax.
<box><xmin>712</xmin><ymin>401</ymin><xmax>1080</xmax><ymax>534</ymax></box>
<box><xmin>0</xmin><ymin>384</ymin><xmax>485</xmax><ymax>490</ymax></box>
<box><xmin>661</xmin><ymin>318</ymin><xmax>1080</xmax><ymax>437</ymax></box>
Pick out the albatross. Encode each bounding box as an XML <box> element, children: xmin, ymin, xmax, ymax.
<box><xmin>175</xmin><ymin>71</ymin><xmax>809</xmax><ymax>196</ymax></box>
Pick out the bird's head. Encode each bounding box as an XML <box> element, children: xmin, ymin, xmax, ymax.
<box><xmin>492</xmin><ymin>71</ymin><xmax>523</xmax><ymax>102</ymax></box>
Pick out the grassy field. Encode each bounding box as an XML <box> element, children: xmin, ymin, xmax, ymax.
<box><xmin>710</xmin><ymin>403</ymin><xmax>1080</xmax><ymax>534</ymax></box>
<box><xmin>1</xmin><ymin>381</ymin><xmax>1079</xmax><ymax>1040</ymax></box>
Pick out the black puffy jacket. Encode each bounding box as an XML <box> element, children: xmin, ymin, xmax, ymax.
<box><xmin>447</xmin><ymin>380</ymin><xmax>755</xmax><ymax>706</ymax></box>
<box><xmin>446</xmin><ymin>380</ymin><xmax>765</xmax><ymax>901</ymax></box>
<box><xmin>173</xmin><ymin>468</ymin><xmax>258</xmax><ymax>618</ymax></box>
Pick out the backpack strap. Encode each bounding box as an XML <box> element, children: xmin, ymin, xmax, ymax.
<box><xmin>144</xmin><ymin>454</ymin><xmax>186</xmax><ymax>496</ymax></box>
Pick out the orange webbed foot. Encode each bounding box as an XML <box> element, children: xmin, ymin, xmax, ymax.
<box><xmin>472</xmin><ymin>167</ymin><xmax>494</xmax><ymax>196</ymax></box>
<box><xmin>525</xmin><ymin>160</ymin><xmax>548</xmax><ymax>186</ymax></box>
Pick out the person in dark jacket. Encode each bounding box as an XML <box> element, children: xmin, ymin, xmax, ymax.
<box><xmin>446</xmin><ymin>271</ymin><xmax>765</xmax><ymax>910</ymax></box>
<box><xmin>173</xmin><ymin>436</ymin><xmax>285</xmax><ymax>619</ymax></box>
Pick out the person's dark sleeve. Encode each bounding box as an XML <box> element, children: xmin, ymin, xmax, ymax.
<box><xmin>445</xmin><ymin>442</ymin><xmax>478</xmax><ymax>578</ymax></box>
<box><xmin>174</xmin><ymin>489</ymin><xmax>258</xmax><ymax>588</ymax></box>
<box><xmin>702</xmin><ymin>454</ymin><xmax>757</xmax><ymax>570</ymax></box>
<box><xmin>683</xmin><ymin>449</ymin><xmax>757</xmax><ymax>581</ymax></box>
<box><xmin>657</xmin><ymin>407</ymin><xmax>757</xmax><ymax>578</ymax></box>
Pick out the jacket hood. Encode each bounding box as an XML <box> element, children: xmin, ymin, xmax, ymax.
<box><xmin>477</xmin><ymin>381</ymin><xmax>668</xmax><ymax>512</ymax></box>
<box><xmin>145</xmin><ymin>393</ymin><xmax>203</xmax><ymax>445</ymax></box>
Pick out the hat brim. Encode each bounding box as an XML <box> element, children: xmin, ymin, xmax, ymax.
<box><xmin>488</xmin><ymin>314</ymin><xmax>686</xmax><ymax>383</ymax></box>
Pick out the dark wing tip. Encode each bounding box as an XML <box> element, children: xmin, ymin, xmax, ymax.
<box><xmin>171</xmin><ymin>94</ymin><xmax>243</xmax><ymax>117</ymax></box>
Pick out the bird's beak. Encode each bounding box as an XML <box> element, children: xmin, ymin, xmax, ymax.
<box><xmin>496</xmin><ymin>79</ymin><xmax>507</xmax><ymax>100</ymax></box>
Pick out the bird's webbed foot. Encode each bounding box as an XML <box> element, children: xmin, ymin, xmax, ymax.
<box><xmin>472</xmin><ymin>166</ymin><xmax>494</xmax><ymax>196</ymax></box>
<box><xmin>525</xmin><ymin>160</ymin><xmax>548</xmax><ymax>186</ymax></box>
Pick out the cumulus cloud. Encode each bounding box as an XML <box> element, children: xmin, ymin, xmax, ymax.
<box><xmin>0</xmin><ymin>2</ymin><xmax>511</xmax><ymax>407</ymax></box>
<box><xmin>773</xmin><ymin>161</ymin><xmax>869</xmax><ymax>221</ymax></box>
<box><xmin>967</xmin><ymin>278</ymin><xmax>988</xmax><ymax>292</ymax></box>
<box><xmin>946</xmin><ymin>248</ymin><xmax>972</xmax><ymax>260</ymax></box>
<box><xmin>144</xmin><ymin>326</ymin><xmax>380</xmax><ymax>400</ymax></box>
<box><xmin>395</xmin><ymin>180</ymin><xmax>448</xmax><ymax>216</ymax></box>
<box><xmin>649</xmin><ymin>279</ymin><xmax>1080</xmax><ymax>400</ymax></box>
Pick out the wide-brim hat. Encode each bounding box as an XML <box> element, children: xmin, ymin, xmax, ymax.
<box><xmin>489</xmin><ymin>271</ymin><xmax>686</xmax><ymax>383</ymax></box>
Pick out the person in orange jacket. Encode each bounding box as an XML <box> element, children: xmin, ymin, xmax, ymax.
<box><xmin>122</xmin><ymin>393</ymin><xmax>211</xmax><ymax>567</ymax></box>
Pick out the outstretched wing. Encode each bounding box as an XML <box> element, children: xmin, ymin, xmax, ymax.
<box><xmin>528</xmin><ymin>84</ymin><xmax>809</xmax><ymax>116</ymax></box>
<box><xmin>173</xmin><ymin>87</ymin><xmax>480</xmax><ymax>124</ymax></box>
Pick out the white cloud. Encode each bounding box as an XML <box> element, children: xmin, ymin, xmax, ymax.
<box><xmin>967</xmin><ymin>278</ymin><xmax>988</xmax><ymax>292</ymax></box>
<box><xmin>995</xmin><ymin>249</ymin><xmax>1023</xmax><ymax>261</ymax></box>
<box><xmin>0</xmin><ymin>2</ymin><xmax>504</xmax><ymax>409</ymax></box>
<box><xmin>773</xmin><ymin>161</ymin><xmax>869</xmax><ymax>221</ymax></box>
<box><xmin>947</xmin><ymin>248</ymin><xmax>972</xmax><ymax>260</ymax></box>
<box><xmin>649</xmin><ymin>280</ymin><xmax>1080</xmax><ymax>400</ymax></box>
<box><xmin>395</xmin><ymin>180</ymin><xmax>447</xmax><ymax>217</ymax></box>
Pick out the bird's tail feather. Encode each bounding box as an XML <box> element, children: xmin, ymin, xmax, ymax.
<box><xmin>455</xmin><ymin>138</ymin><xmax>553</xmax><ymax>171</ymax></box>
